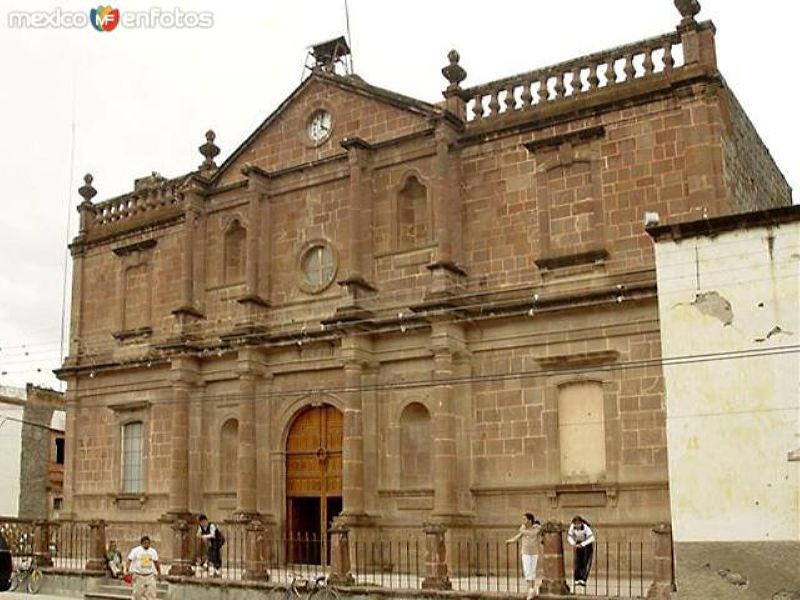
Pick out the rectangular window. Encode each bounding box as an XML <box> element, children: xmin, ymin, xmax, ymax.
<box><xmin>55</xmin><ymin>438</ymin><xmax>65</xmax><ymax>465</ymax></box>
<box><xmin>558</xmin><ymin>382</ymin><xmax>606</xmax><ymax>482</ymax></box>
<box><xmin>121</xmin><ymin>421</ymin><xmax>144</xmax><ymax>493</ymax></box>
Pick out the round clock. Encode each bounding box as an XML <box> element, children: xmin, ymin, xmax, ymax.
<box><xmin>307</xmin><ymin>110</ymin><xmax>332</xmax><ymax>144</ymax></box>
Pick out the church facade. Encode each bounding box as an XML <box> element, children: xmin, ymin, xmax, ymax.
<box><xmin>57</xmin><ymin>5</ymin><xmax>790</xmax><ymax>561</ymax></box>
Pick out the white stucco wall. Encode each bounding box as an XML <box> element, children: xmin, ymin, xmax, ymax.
<box><xmin>0</xmin><ymin>400</ymin><xmax>25</xmax><ymax>518</ymax></box>
<box><xmin>654</xmin><ymin>221</ymin><xmax>800</xmax><ymax>542</ymax></box>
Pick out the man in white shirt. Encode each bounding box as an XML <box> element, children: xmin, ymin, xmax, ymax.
<box><xmin>126</xmin><ymin>535</ymin><xmax>160</xmax><ymax>600</ymax></box>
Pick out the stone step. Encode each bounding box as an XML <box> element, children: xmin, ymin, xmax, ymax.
<box><xmin>85</xmin><ymin>578</ymin><xmax>168</xmax><ymax>600</ymax></box>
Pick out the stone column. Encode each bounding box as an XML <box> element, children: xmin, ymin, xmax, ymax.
<box><xmin>85</xmin><ymin>520</ymin><xmax>107</xmax><ymax>571</ymax></box>
<box><xmin>328</xmin><ymin>520</ymin><xmax>354</xmax><ymax>586</ymax></box>
<box><xmin>33</xmin><ymin>521</ymin><xmax>53</xmax><ymax>567</ymax></box>
<box><xmin>341</xmin><ymin>356</ymin><xmax>365</xmax><ymax>517</ymax></box>
<box><xmin>647</xmin><ymin>523</ymin><xmax>675</xmax><ymax>599</ymax></box>
<box><xmin>169</xmin><ymin>518</ymin><xmax>194</xmax><ymax>576</ymax></box>
<box><xmin>432</xmin><ymin>347</ymin><xmax>458</xmax><ymax>517</ymax></box>
<box><xmin>539</xmin><ymin>522</ymin><xmax>569</xmax><ymax>596</ymax></box>
<box><xmin>244</xmin><ymin>519</ymin><xmax>269</xmax><ymax>581</ymax></box>
<box><xmin>421</xmin><ymin>523</ymin><xmax>451</xmax><ymax>590</ymax></box>
<box><xmin>167</xmin><ymin>357</ymin><xmax>198</xmax><ymax>516</ymax></box>
<box><xmin>236</xmin><ymin>349</ymin><xmax>265</xmax><ymax>519</ymax></box>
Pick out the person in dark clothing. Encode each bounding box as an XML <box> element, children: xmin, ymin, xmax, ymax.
<box><xmin>567</xmin><ymin>516</ymin><xmax>595</xmax><ymax>587</ymax></box>
<box><xmin>0</xmin><ymin>531</ymin><xmax>11</xmax><ymax>592</ymax></box>
<box><xmin>197</xmin><ymin>514</ymin><xmax>222</xmax><ymax>577</ymax></box>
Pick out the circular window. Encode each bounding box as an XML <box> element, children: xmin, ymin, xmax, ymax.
<box><xmin>298</xmin><ymin>241</ymin><xmax>337</xmax><ymax>294</ymax></box>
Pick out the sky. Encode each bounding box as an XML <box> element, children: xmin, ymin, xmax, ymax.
<box><xmin>0</xmin><ymin>0</ymin><xmax>796</xmax><ymax>391</ymax></box>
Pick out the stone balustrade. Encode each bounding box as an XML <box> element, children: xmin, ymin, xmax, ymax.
<box><xmin>461</xmin><ymin>30</ymin><xmax>684</xmax><ymax>122</ymax></box>
<box><xmin>93</xmin><ymin>184</ymin><xmax>180</xmax><ymax>228</ymax></box>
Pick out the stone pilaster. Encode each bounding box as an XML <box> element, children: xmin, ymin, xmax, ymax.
<box><xmin>33</xmin><ymin>521</ymin><xmax>53</xmax><ymax>567</ymax></box>
<box><xmin>172</xmin><ymin>184</ymin><xmax>205</xmax><ymax>331</ymax></box>
<box><xmin>647</xmin><ymin>523</ymin><xmax>675</xmax><ymax>599</ymax></box>
<box><xmin>169</xmin><ymin>518</ymin><xmax>194</xmax><ymax>576</ymax></box>
<box><xmin>167</xmin><ymin>357</ymin><xmax>199</xmax><ymax>517</ymax></box>
<box><xmin>338</xmin><ymin>137</ymin><xmax>376</xmax><ymax>315</ymax></box>
<box><xmin>430</xmin><ymin>323</ymin><xmax>463</xmax><ymax>518</ymax></box>
<box><xmin>244</xmin><ymin>519</ymin><xmax>269</xmax><ymax>581</ymax></box>
<box><xmin>427</xmin><ymin>118</ymin><xmax>466</xmax><ymax>300</ymax></box>
<box><xmin>341</xmin><ymin>336</ymin><xmax>370</xmax><ymax>518</ymax></box>
<box><xmin>328</xmin><ymin>520</ymin><xmax>354</xmax><ymax>586</ymax></box>
<box><xmin>60</xmin><ymin>384</ymin><xmax>78</xmax><ymax>520</ymax></box>
<box><xmin>539</xmin><ymin>522</ymin><xmax>569</xmax><ymax>596</ymax></box>
<box><xmin>237</xmin><ymin>166</ymin><xmax>271</xmax><ymax>326</ymax></box>
<box><xmin>421</xmin><ymin>522</ymin><xmax>451</xmax><ymax>590</ymax></box>
<box><xmin>85</xmin><ymin>520</ymin><xmax>106</xmax><ymax>571</ymax></box>
<box><xmin>236</xmin><ymin>348</ymin><xmax>267</xmax><ymax>519</ymax></box>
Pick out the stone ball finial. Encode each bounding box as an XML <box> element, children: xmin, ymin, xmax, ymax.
<box><xmin>78</xmin><ymin>173</ymin><xmax>97</xmax><ymax>203</ymax></box>
<box><xmin>441</xmin><ymin>49</ymin><xmax>467</xmax><ymax>91</ymax></box>
<box><xmin>198</xmin><ymin>129</ymin><xmax>220</xmax><ymax>172</ymax></box>
<box><xmin>675</xmin><ymin>0</ymin><xmax>701</xmax><ymax>23</ymax></box>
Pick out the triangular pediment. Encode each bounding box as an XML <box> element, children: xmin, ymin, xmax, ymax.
<box><xmin>214</xmin><ymin>72</ymin><xmax>442</xmax><ymax>185</ymax></box>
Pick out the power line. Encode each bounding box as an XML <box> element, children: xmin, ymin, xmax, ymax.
<box><xmin>52</xmin><ymin>343</ymin><xmax>800</xmax><ymax>410</ymax></box>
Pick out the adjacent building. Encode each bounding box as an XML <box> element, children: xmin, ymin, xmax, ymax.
<box><xmin>0</xmin><ymin>385</ymin><xmax>66</xmax><ymax>520</ymax></box>
<box><xmin>56</xmin><ymin>3</ymin><xmax>790</xmax><ymax>565</ymax></box>
<box><xmin>648</xmin><ymin>206</ymin><xmax>799</xmax><ymax>597</ymax></box>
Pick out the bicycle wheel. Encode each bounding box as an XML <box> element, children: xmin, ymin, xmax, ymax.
<box><xmin>8</xmin><ymin>571</ymin><xmax>20</xmax><ymax>592</ymax></box>
<box><xmin>27</xmin><ymin>568</ymin><xmax>43</xmax><ymax>594</ymax></box>
<box><xmin>310</xmin><ymin>586</ymin><xmax>340</xmax><ymax>600</ymax></box>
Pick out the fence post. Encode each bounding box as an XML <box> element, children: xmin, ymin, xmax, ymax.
<box><xmin>244</xmin><ymin>519</ymin><xmax>269</xmax><ymax>581</ymax></box>
<box><xmin>168</xmin><ymin>518</ymin><xmax>194</xmax><ymax>576</ymax></box>
<box><xmin>539</xmin><ymin>521</ymin><xmax>569</xmax><ymax>596</ymax></box>
<box><xmin>647</xmin><ymin>522</ymin><xmax>674</xmax><ymax>599</ymax></box>
<box><xmin>85</xmin><ymin>520</ymin><xmax>107</xmax><ymax>571</ymax></box>
<box><xmin>33</xmin><ymin>520</ymin><xmax>53</xmax><ymax>567</ymax></box>
<box><xmin>328</xmin><ymin>519</ymin><xmax>354</xmax><ymax>585</ymax></box>
<box><xmin>421</xmin><ymin>522</ymin><xmax>451</xmax><ymax>590</ymax></box>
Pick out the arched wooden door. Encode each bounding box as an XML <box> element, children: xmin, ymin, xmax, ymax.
<box><xmin>285</xmin><ymin>404</ymin><xmax>343</xmax><ymax>564</ymax></box>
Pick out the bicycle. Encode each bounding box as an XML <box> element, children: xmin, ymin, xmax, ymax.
<box><xmin>267</xmin><ymin>573</ymin><xmax>340</xmax><ymax>600</ymax></box>
<box><xmin>9</xmin><ymin>555</ymin><xmax>44</xmax><ymax>594</ymax></box>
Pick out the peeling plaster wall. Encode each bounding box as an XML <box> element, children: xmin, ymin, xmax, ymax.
<box><xmin>0</xmin><ymin>400</ymin><xmax>24</xmax><ymax>517</ymax></box>
<box><xmin>653</xmin><ymin>222</ymin><xmax>800</xmax><ymax>542</ymax></box>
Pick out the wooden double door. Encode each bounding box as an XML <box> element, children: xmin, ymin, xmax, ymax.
<box><xmin>285</xmin><ymin>404</ymin><xmax>343</xmax><ymax>564</ymax></box>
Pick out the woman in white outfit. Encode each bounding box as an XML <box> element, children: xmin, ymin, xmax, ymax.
<box><xmin>506</xmin><ymin>512</ymin><xmax>542</xmax><ymax>599</ymax></box>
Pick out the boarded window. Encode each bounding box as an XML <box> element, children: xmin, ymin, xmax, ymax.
<box><xmin>220</xmin><ymin>418</ymin><xmax>238</xmax><ymax>492</ymax></box>
<box><xmin>400</xmin><ymin>402</ymin><xmax>432</xmax><ymax>488</ymax></box>
<box><xmin>121</xmin><ymin>421</ymin><xmax>144</xmax><ymax>493</ymax></box>
<box><xmin>396</xmin><ymin>176</ymin><xmax>429</xmax><ymax>250</ymax></box>
<box><xmin>558</xmin><ymin>382</ymin><xmax>606</xmax><ymax>482</ymax></box>
<box><xmin>223</xmin><ymin>220</ymin><xmax>246</xmax><ymax>284</ymax></box>
<box><xmin>123</xmin><ymin>264</ymin><xmax>150</xmax><ymax>330</ymax></box>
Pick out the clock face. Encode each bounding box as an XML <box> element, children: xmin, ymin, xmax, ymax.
<box><xmin>307</xmin><ymin>110</ymin><xmax>332</xmax><ymax>143</ymax></box>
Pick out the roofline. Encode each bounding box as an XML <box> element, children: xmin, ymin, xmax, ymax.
<box><xmin>210</xmin><ymin>71</ymin><xmax>442</xmax><ymax>185</ymax></box>
<box><xmin>647</xmin><ymin>204</ymin><xmax>800</xmax><ymax>243</ymax></box>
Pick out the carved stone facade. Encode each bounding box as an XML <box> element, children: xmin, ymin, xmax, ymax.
<box><xmin>57</xmin><ymin>7</ymin><xmax>790</xmax><ymax>564</ymax></box>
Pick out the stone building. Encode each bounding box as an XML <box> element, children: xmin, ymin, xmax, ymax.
<box><xmin>0</xmin><ymin>385</ymin><xmax>65</xmax><ymax>520</ymax></box>
<box><xmin>56</xmin><ymin>3</ymin><xmax>790</xmax><ymax>563</ymax></box>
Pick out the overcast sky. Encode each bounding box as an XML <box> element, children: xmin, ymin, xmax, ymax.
<box><xmin>0</xmin><ymin>0</ymin><xmax>796</xmax><ymax>391</ymax></box>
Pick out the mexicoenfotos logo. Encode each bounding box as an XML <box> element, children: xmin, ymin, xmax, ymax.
<box><xmin>90</xmin><ymin>6</ymin><xmax>119</xmax><ymax>32</ymax></box>
<box><xmin>6</xmin><ymin>6</ymin><xmax>214</xmax><ymax>30</ymax></box>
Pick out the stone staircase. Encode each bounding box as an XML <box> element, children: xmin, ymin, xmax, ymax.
<box><xmin>84</xmin><ymin>577</ymin><xmax>168</xmax><ymax>600</ymax></box>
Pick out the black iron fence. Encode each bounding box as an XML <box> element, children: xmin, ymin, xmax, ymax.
<box><xmin>0</xmin><ymin>518</ymin><xmax>668</xmax><ymax>597</ymax></box>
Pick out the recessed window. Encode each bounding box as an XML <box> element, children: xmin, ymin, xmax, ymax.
<box><xmin>55</xmin><ymin>438</ymin><xmax>65</xmax><ymax>465</ymax></box>
<box><xmin>121</xmin><ymin>421</ymin><xmax>144</xmax><ymax>494</ymax></box>
<box><xmin>298</xmin><ymin>241</ymin><xmax>337</xmax><ymax>293</ymax></box>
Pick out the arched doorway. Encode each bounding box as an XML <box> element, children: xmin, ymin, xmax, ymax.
<box><xmin>285</xmin><ymin>404</ymin><xmax>343</xmax><ymax>564</ymax></box>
